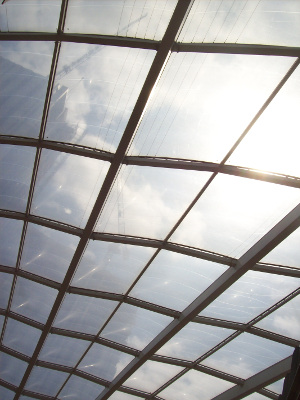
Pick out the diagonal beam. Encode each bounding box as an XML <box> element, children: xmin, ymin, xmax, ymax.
<box><xmin>96</xmin><ymin>203</ymin><xmax>300</xmax><ymax>400</ymax></box>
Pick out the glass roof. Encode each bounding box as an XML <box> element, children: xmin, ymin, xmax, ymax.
<box><xmin>0</xmin><ymin>1</ymin><xmax>299</xmax><ymax>400</ymax></box>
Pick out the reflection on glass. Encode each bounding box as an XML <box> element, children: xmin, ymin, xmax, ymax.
<box><xmin>25</xmin><ymin>366</ymin><xmax>68</xmax><ymax>397</ymax></box>
<box><xmin>97</xmin><ymin>165</ymin><xmax>211</xmax><ymax>239</ymax></box>
<box><xmin>10</xmin><ymin>277</ymin><xmax>57</xmax><ymax>323</ymax></box>
<box><xmin>201</xmin><ymin>333</ymin><xmax>293</xmax><ymax>379</ymax></box>
<box><xmin>0</xmin><ymin>352</ymin><xmax>28</xmax><ymax>386</ymax></box>
<box><xmin>0</xmin><ymin>41</ymin><xmax>54</xmax><ymax>138</ymax></box>
<box><xmin>0</xmin><ymin>272</ymin><xmax>13</xmax><ymax>309</ymax></box>
<box><xmin>100</xmin><ymin>303</ymin><xmax>171</xmax><ymax>350</ymax></box>
<box><xmin>179</xmin><ymin>0</ymin><xmax>300</xmax><ymax>47</ymax></box>
<box><xmin>0</xmin><ymin>217</ymin><xmax>23</xmax><ymax>267</ymax></box>
<box><xmin>0</xmin><ymin>386</ymin><xmax>14</xmax><ymax>400</ymax></box>
<box><xmin>129</xmin><ymin>53</ymin><xmax>294</xmax><ymax>163</ymax></box>
<box><xmin>20</xmin><ymin>223</ymin><xmax>79</xmax><ymax>283</ymax></box>
<box><xmin>59</xmin><ymin>375</ymin><xmax>104</xmax><ymax>400</ymax></box>
<box><xmin>261</xmin><ymin>227</ymin><xmax>300</xmax><ymax>268</ymax></box>
<box><xmin>3</xmin><ymin>318</ymin><xmax>41</xmax><ymax>357</ymax></box>
<box><xmin>157</xmin><ymin>322</ymin><xmax>233</xmax><ymax>361</ymax></box>
<box><xmin>72</xmin><ymin>239</ymin><xmax>154</xmax><ymax>294</ymax></box>
<box><xmin>45</xmin><ymin>42</ymin><xmax>154</xmax><ymax>152</ymax></box>
<box><xmin>160</xmin><ymin>369</ymin><xmax>234</xmax><ymax>400</ymax></box>
<box><xmin>171</xmin><ymin>174</ymin><xmax>300</xmax><ymax>258</ymax></box>
<box><xmin>200</xmin><ymin>270</ymin><xmax>300</xmax><ymax>323</ymax></box>
<box><xmin>131</xmin><ymin>250</ymin><xmax>226</xmax><ymax>311</ymax></box>
<box><xmin>256</xmin><ymin>294</ymin><xmax>300</xmax><ymax>341</ymax></box>
<box><xmin>0</xmin><ymin>145</ymin><xmax>35</xmax><ymax>212</ymax></box>
<box><xmin>53</xmin><ymin>293</ymin><xmax>117</xmax><ymax>334</ymax></box>
<box><xmin>78</xmin><ymin>342</ymin><xmax>134</xmax><ymax>381</ymax></box>
<box><xmin>65</xmin><ymin>0</ymin><xmax>176</xmax><ymax>40</ymax></box>
<box><xmin>124</xmin><ymin>360</ymin><xmax>183</xmax><ymax>393</ymax></box>
<box><xmin>31</xmin><ymin>149</ymin><xmax>110</xmax><ymax>227</ymax></box>
<box><xmin>39</xmin><ymin>333</ymin><xmax>90</xmax><ymax>367</ymax></box>
<box><xmin>229</xmin><ymin>65</ymin><xmax>300</xmax><ymax>178</ymax></box>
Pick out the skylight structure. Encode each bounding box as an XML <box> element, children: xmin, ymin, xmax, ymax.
<box><xmin>0</xmin><ymin>1</ymin><xmax>300</xmax><ymax>400</ymax></box>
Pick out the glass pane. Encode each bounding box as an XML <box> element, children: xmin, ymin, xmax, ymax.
<box><xmin>65</xmin><ymin>0</ymin><xmax>176</xmax><ymax>40</ymax></box>
<box><xmin>53</xmin><ymin>293</ymin><xmax>117</xmax><ymax>334</ymax></box>
<box><xmin>256</xmin><ymin>294</ymin><xmax>300</xmax><ymax>341</ymax></box>
<box><xmin>78</xmin><ymin>342</ymin><xmax>134</xmax><ymax>381</ymax></box>
<box><xmin>100</xmin><ymin>303</ymin><xmax>171</xmax><ymax>350</ymax></box>
<box><xmin>0</xmin><ymin>0</ymin><xmax>61</xmax><ymax>32</ymax></box>
<box><xmin>157</xmin><ymin>322</ymin><xmax>234</xmax><ymax>361</ymax></box>
<box><xmin>124</xmin><ymin>360</ymin><xmax>182</xmax><ymax>393</ymax></box>
<box><xmin>244</xmin><ymin>394</ymin><xmax>269</xmax><ymax>400</ymax></box>
<box><xmin>3</xmin><ymin>318</ymin><xmax>41</xmax><ymax>356</ymax></box>
<box><xmin>130</xmin><ymin>250</ymin><xmax>226</xmax><ymax>311</ymax></box>
<box><xmin>10</xmin><ymin>277</ymin><xmax>57</xmax><ymax>323</ymax></box>
<box><xmin>0</xmin><ymin>145</ymin><xmax>35</xmax><ymax>212</ymax></box>
<box><xmin>0</xmin><ymin>315</ymin><xmax>4</xmax><ymax>331</ymax></box>
<box><xmin>201</xmin><ymin>333</ymin><xmax>293</xmax><ymax>379</ymax></box>
<box><xmin>109</xmin><ymin>393</ymin><xmax>140</xmax><ymax>400</ymax></box>
<box><xmin>25</xmin><ymin>366</ymin><xmax>68</xmax><ymax>397</ymax></box>
<box><xmin>0</xmin><ymin>272</ymin><xmax>13</xmax><ymax>309</ymax></box>
<box><xmin>0</xmin><ymin>41</ymin><xmax>54</xmax><ymax>138</ymax></box>
<box><xmin>171</xmin><ymin>174</ymin><xmax>300</xmax><ymax>258</ymax></box>
<box><xmin>179</xmin><ymin>0</ymin><xmax>300</xmax><ymax>46</ymax></box>
<box><xmin>96</xmin><ymin>165</ymin><xmax>211</xmax><ymax>239</ymax></box>
<box><xmin>200</xmin><ymin>270</ymin><xmax>300</xmax><ymax>323</ymax></box>
<box><xmin>39</xmin><ymin>333</ymin><xmax>90</xmax><ymax>367</ymax></box>
<box><xmin>45</xmin><ymin>42</ymin><xmax>154</xmax><ymax>152</ymax></box>
<box><xmin>31</xmin><ymin>149</ymin><xmax>110</xmax><ymax>227</ymax></box>
<box><xmin>20</xmin><ymin>223</ymin><xmax>79</xmax><ymax>283</ymax></box>
<box><xmin>58</xmin><ymin>375</ymin><xmax>104</xmax><ymax>400</ymax></box>
<box><xmin>160</xmin><ymin>369</ymin><xmax>234</xmax><ymax>400</ymax></box>
<box><xmin>0</xmin><ymin>217</ymin><xmax>23</xmax><ymax>267</ymax></box>
<box><xmin>0</xmin><ymin>386</ymin><xmax>14</xmax><ymax>400</ymax></box>
<box><xmin>72</xmin><ymin>239</ymin><xmax>154</xmax><ymax>294</ymax></box>
<box><xmin>229</xmin><ymin>65</ymin><xmax>300</xmax><ymax>178</ymax></box>
<box><xmin>0</xmin><ymin>352</ymin><xmax>28</xmax><ymax>386</ymax></box>
<box><xmin>261</xmin><ymin>227</ymin><xmax>300</xmax><ymax>268</ymax></box>
<box><xmin>129</xmin><ymin>53</ymin><xmax>294</xmax><ymax>163</ymax></box>
<box><xmin>265</xmin><ymin>378</ymin><xmax>284</xmax><ymax>395</ymax></box>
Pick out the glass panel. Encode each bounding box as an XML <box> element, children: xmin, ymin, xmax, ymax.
<box><xmin>130</xmin><ymin>250</ymin><xmax>226</xmax><ymax>311</ymax></box>
<box><xmin>171</xmin><ymin>174</ymin><xmax>300</xmax><ymax>258</ymax></box>
<box><xmin>39</xmin><ymin>333</ymin><xmax>90</xmax><ymax>367</ymax></box>
<box><xmin>97</xmin><ymin>165</ymin><xmax>211</xmax><ymax>239</ymax></box>
<box><xmin>45</xmin><ymin>42</ymin><xmax>154</xmax><ymax>152</ymax></box>
<box><xmin>109</xmin><ymin>393</ymin><xmax>140</xmax><ymax>400</ymax></box>
<box><xmin>0</xmin><ymin>41</ymin><xmax>54</xmax><ymax>138</ymax></box>
<box><xmin>0</xmin><ymin>217</ymin><xmax>23</xmax><ymax>267</ymax></box>
<box><xmin>58</xmin><ymin>375</ymin><xmax>104</xmax><ymax>400</ymax></box>
<box><xmin>124</xmin><ymin>360</ymin><xmax>182</xmax><ymax>393</ymax></box>
<box><xmin>65</xmin><ymin>0</ymin><xmax>176</xmax><ymax>40</ymax></box>
<box><xmin>10</xmin><ymin>277</ymin><xmax>57</xmax><ymax>323</ymax></box>
<box><xmin>25</xmin><ymin>366</ymin><xmax>68</xmax><ymax>397</ymax></box>
<box><xmin>72</xmin><ymin>240</ymin><xmax>154</xmax><ymax>294</ymax></box>
<box><xmin>3</xmin><ymin>318</ymin><xmax>41</xmax><ymax>356</ymax></box>
<box><xmin>31</xmin><ymin>149</ymin><xmax>110</xmax><ymax>227</ymax></box>
<box><xmin>0</xmin><ymin>315</ymin><xmax>4</xmax><ymax>331</ymax></box>
<box><xmin>243</xmin><ymin>394</ymin><xmax>268</xmax><ymax>400</ymax></box>
<box><xmin>0</xmin><ymin>352</ymin><xmax>28</xmax><ymax>386</ymax></box>
<box><xmin>261</xmin><ymin>227</ymin><xmax>300</xmax><ymax>268</ymax></box>
<box><xmin>0</xmin><ymin>272</ymin><xmax>13</xmax><ymax>309</ymax></box>
<box><xmin>100</xmin><ymin>303</ymin><xmax>171</xmax><ymax>350</ymax></box>
<box><xmin>78</xmin><ymin>342</ymin><xmax>134</xmax><ymax>381</ymax></box>
<box><xmin>229</xmin><ymin>65</ymin><xmax>300</xmax><ymax>178</ymax></box>
<box><xmin>0</xmin><ymin>145</ymin><xmax>35</xmax><ymax>212</ymax></box>
<box><xmin>256</xmin><ymin>294</ymin><xmax>300</xmax><ymax>341</ymax></box>
<box><xmin>201</xmin><ymin>332</ymin><xmax>293</xmax><ymax>379</ymax></box>
<box><xmin>265</xmin><ymin>378</ymin><xmax>285</xmax><ymax>395</ymax></box>
<box><xmin>157</xmin><ymin>322</ymin><xmax>234</xmax><ymax>361</ymax></box>
<box><xmin>129</xmin><ymin>53</ymin><xmax>294</xmax><ymax>163</ymax></box>
<box><xmin>0</xmin><ymin>0</ymin><xmax>61</xmax><ymax>32</ymax></box>
<box><xmin>200</xmin><ymin>270</ymin><xmax>300</xmax><ymax>323</ymax></box>
<box><xmin>53</xmin><ymin>293</ymin><xmax>117</xmax><ymax>334</ymax></box>
<box><xmin>179</xmin><ymin>0</ymin><xmax>300</xmax><ymax>47</ymax></box>
<box><xmin>0</xmin><ymin>386</ymin><xmax>14</xmax><ymax>400</ymax></box>
<box><xmin>160</xmin><ymin>369</ymin><xmax>234</xmax><ymax>400</ymax></box>
<box><xmin>20</xmin><ymin>223</ymin><xmax>79</xmax><ymax>283</ymax></box>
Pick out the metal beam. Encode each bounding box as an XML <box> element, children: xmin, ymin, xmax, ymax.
<box><xmin>96</xmin><ymin>203</ymin><xmax>300</xmax><ymax>399</ymax></box>
<box><xmin>211</xmin><ymin>356</ymin><xmax>292</xmax><ymax>400</ymax></box>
